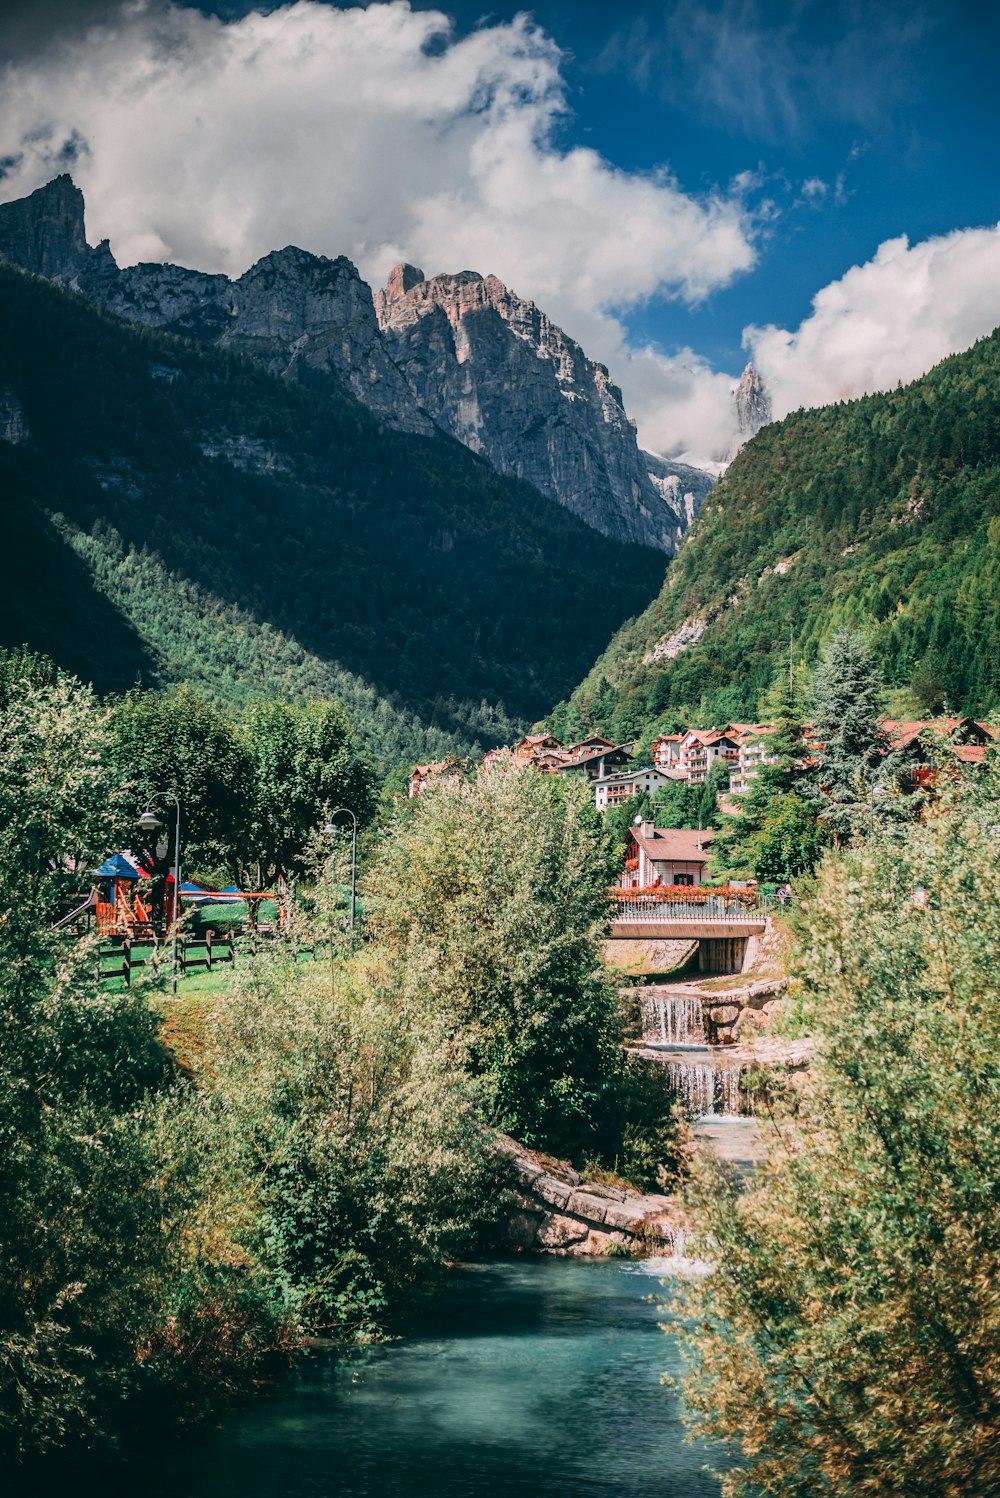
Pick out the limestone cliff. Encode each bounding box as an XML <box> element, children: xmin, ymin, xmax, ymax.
<box><xmin>731</xmin><ymin>362</ymin><xmax>772</xmax><ymax>453</ymax></box>
<box><xmin>0</xmin><ymin>177</ymin><xmax>716</xmax><ymax>549</ymax></box>
<box><xmin>0</xmin><ymin>177</ymin><xmax>431</xmax><ymax>435</ymax></box>
<box><xmin>376</xmin><ymin>263</ymin><xmax>698</xmax><ymax>551</ymax></box>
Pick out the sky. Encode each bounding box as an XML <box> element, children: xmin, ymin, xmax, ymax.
<box><xmin>2</xmin><ymin>0</ymin><xmax>999</xmax><ymax>462</ymax></box>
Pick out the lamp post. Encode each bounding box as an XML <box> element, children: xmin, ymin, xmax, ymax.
<box><xmin>322</xmin><ymin>807</ymin><xmax>357</xmax><ymax>932</ymax></box>
<box><xmin>137</xmin><ymin>794</ymin><xmax>182</xmax><ymax>995</ymax></box>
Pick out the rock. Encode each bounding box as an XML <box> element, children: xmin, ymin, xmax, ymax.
<box><xmin>731</xmin><ymin>362</ymin><xmax>772</xmax><ymax>453</ymax></box>
<box><xmin>376</xmin><ymin>265</ymin><xmax>703</xmax><ymax>552</ymax></box>
<box><xmin>534</xmin><ymin>1213</ymin><xmax>591</xmax><ymax>1251</ymax></box>
<box><xmin>532</xmin><ymin>1175</ymin><xmax>573</xmax><ymax>1210</ymax></box>
<box><xmin>566</xmin><ymin>1191</ymin><xmax>609</xmax><ymax>1223</ymax></box>
<box><xmin>0</xmin><ymin>176</ymin><xmax>717</xmax><ymax>551</ymax></box>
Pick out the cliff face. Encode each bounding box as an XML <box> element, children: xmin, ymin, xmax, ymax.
<box><xmin>0</xmin><ymin>177</ymin><xmax>715</xmax><ymax>549</ymax></box>
<box><xmin>733</xmin><ymin>362</ymin><xmax>772</xmax><ymax>448</ymax></box>
<box><xmin>376</xmin><ymin>264</ymin><xmax>696</xmax><ymax>551</ymax></box>
<box><xmin>0</xmin><ymin>177</ymin><xmax>432</xmax><ymax>435</ymax></box>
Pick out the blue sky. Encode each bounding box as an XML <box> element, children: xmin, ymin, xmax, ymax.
<box><xmin>338</xmin><ymin>0</ymin><xmax>1000</xmax><ymax>372</ymax></box>
<box><xmin>3</xmin><ymin>0</ymin><xmax>999</xmax><ymax>458</ymax></box>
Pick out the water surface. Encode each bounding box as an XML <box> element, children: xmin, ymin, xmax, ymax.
<box><xmin>98</xmin><ymin>1258</ymin><xmax>726</xmax><ymax>1498</ymax></box>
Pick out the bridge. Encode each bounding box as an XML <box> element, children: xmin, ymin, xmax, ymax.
<box><xmin>608</xmin><ymin>896</ymin><xmax>771</xmax><ymax>974</ymax></box>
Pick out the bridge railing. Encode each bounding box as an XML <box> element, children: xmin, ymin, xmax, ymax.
<box><xmin>611</xmin><ymin>895</ymin><xmax>773</xmax><ymax>924</ymax></box>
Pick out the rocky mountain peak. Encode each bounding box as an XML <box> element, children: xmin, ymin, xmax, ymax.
<box><xmin>0</xmin><ymin>175</ymin><xmax>715</xmax><ymax>551</ymax></box>
<box><xmin>374</xmin><ymin>261</ymin><xmax>426</xmax><ymax>325</ymax></box>
<box><xmin>734</xmin><ymin>362</ymin><xmax>772</xmax><ymax>441</ymax></box>
<box><xmin>0</xmin><ymin>173</ymin><xmax>96</xmax><ymax>282</ymax></box>
<box><xmin>376</xmin><ymin>263</ymin><xmax>696</xmax><ymax>551</ymax></box>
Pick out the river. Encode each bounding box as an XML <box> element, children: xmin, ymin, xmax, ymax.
<box><xmin>83</xmin><ymin>1257</ymin><xmax>725</xmax><ymax>1498</ymax></box>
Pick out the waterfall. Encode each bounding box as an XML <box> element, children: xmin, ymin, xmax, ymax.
<box><xmin>666</xmin><ymin>1060</ymin><xmax>748</xmax><ymax>1119</ymax></box>
<box><xmin>642</xmin><ymin>994</ymin><xmax>706</xmax><ymax>1047</ymax></box>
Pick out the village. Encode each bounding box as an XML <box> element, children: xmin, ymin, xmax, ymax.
<box><xmin>409</xmin><ymin>714</ymin><xmax>998</xmax><ymax>894</ymax></box>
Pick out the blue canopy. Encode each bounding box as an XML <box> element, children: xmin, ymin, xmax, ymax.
<box><xmin>92</xmin><ymin>852</ymin><xmax>143</xmax><ymax>881</ymax></box>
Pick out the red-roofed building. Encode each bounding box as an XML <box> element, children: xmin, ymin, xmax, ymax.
<box><xmin>622</xmin><ymin>820</ymin><xmax>714</xmax><ymax>889</ymax></box>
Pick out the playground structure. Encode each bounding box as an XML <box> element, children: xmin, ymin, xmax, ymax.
<box><xmin>55</xmin><ymin>851</ymin><xmax>282</xmax><ymax>943</ymax></box>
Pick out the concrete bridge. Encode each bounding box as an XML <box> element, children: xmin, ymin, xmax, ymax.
<box><xmin>608</xmin><ymin>897</ymin><xmax>770</xmax><ymax>975</ymax></box>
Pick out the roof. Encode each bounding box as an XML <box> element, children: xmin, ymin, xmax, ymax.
<box><xmin>411</xmin><ymin>761</ymin><xmax>449</xmax><ymax>777</ymax></box>
<box><xmin>651</xmin><ymin>733</ymin><xmax>681</xmax><ymax>744</ymax></box>
<box><xmin>953</xmin><ymin>744</ymin><xmax>987</xmax><ymax>764</ymax></box>
<box><xmin>628</xmin><ymin>825</ymin><xmax>714</xmax><ymax>864</ymax></box>
<box><xmin>519</xmin><ymin>732</ymin><xmax>562</xmax><ymax>748</ymax></box>
<box><xmin>595</xmin><ymin>765</ymin><xmax>665</xmax><ymax>787</ymax></box>
<box><xmin>880</xmin><ymin>717</ymin><xmax>993</xmax><ymax>751</ymax></box>
<box><xmin>92</xmin><ymin>851</ymin><xmax>148</xmax><ymax>880</ymax></box>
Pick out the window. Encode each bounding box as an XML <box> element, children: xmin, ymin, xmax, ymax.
<box><xmin>674</xmin><ymin>873</ymin><xmax>694</xmax><ymax>887</ymax></box>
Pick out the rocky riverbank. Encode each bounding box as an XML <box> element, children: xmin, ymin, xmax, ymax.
<box><xmin>497</xmin><ymin>1135</ymin><xmax>685</xmax><ymax>1257</ymax></box>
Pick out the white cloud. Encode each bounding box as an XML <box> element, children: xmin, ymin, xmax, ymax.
<box><xmin>0</xmin><ymin>0</ymin><xmax>755</xmax><ymax>459</ymax></box>
<box><xmin>746</xmin><ymin>224</ymin><xmax>1000</xmax><ymax>419</ymax></box>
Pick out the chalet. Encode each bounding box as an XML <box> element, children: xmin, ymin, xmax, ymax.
<box><xmin>678</xmin><ymin>728</ymin><xmax>741</xmax><ymax>785</ymax></box>
<box><xmin>555</xmin><ymin>741</ymin><xmax>634</xmax><ymax>782</ymax></box>
<box><xmin>622</xmin><ymin>819</ymin><xmax>713</xmax><ymax>888</ymax></box>
<box><xmin>881</xmin><ymin>717</ymin><xmax>997</xmax><ymax>788</ymax></box>
<box><xmin>515</xmin><ymin>732</ymin><xmax>564</xmax><ymax>765</ymax></box>
<box><xmin>593</xmin><ymin>764</ymin><xmax>669</xmax><ymax>812</ymax></box>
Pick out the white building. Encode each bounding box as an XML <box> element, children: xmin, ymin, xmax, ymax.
<box><xmin>593</xmin><ymin>765</ymin><xmax>669</xmax><ymax>812</ymax></box>
<box><xmin>727</xmin><ymin>724</ymin><xmax>776</xmax><ymax>794</ymax></box>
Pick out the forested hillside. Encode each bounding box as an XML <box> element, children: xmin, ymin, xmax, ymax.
<box><xmin>0</xmin><ymin>263</ymin><xmax>665</xmax><ymax>765</ymax></box>
<box><xmin>552</xmin><ymin>329</ymin><xmax>1000</xmax><ymax>741</ymax></box>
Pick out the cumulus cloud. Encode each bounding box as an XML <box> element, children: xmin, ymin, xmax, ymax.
<box><xmin>746</xmin><ymin>223</ymin><xmax>1000</xmax><ymax>419</ymax></box>
<box><xmin>0</xmin><ymin>0</ymin><xmax>756</xmax><ymax>457</ymax></box>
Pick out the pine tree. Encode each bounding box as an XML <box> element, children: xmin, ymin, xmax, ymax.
<box><xmin>712</xmin><ymin>666</ymin><xmax>825</xmax><ymax>881</ymax></box>
<box><xmin>808</xmin><ymin>628</ymin><xmax>898</xmax><ymax>842</ymax></box>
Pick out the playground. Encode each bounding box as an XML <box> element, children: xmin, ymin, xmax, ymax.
<box><xmin>55</xmin><ymin>849</ymin><xmax>295</xmax><ymax>993</ymax></box>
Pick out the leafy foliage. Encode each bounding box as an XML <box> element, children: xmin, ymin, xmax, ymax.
<box><xmin>366</xmin><ymin>762</ymin><xmax>678</xmax><ymax>1180</ymax></box>
<box><xmin>557</xmin><ymin>331</ymin><xmax>1000</xmax><ymax>741</ymax></box>
<box><xmin>679</xmin><ymin>760</ymin><xmax>1000</xmax><ymax>1496</ymax></box>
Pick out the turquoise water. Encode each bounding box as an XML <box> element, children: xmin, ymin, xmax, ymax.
<box><xmin>99</xmin><ymin>1257</ymin><xmax>725</xmax><ymax>1498</ymax></box>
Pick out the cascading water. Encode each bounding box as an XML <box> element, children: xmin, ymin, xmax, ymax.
<box><xmin>642</xmin><ymin>994</ymin><xmax>706</xmax><ymax>1047</ymax></box>
<box><xmin>666</xmin><ymin>1060</ymin><xmax>748</xmax><ymax>1119</ymax></box>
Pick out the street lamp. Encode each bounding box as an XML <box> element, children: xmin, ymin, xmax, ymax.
<box><xmin>322</xmin><ymin>807</ymin><xmax>357</xmax><ymax>932</ymax></box>
<box><xmin>137</xmin><ymin>794</ymin><xmax>182</xmax><ymax>995</ymax></box>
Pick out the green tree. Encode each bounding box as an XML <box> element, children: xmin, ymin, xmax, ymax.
<box><xmin>232</xmin><ymin>699</ymin><xmax>376</xmax><ymax>888</ymax></box>
<box><xmin>808</xmin><ymin>628</ymin><xmax>897</xmax><ymax>842</ymax></box>
<box><xmin>0</xmin><ymin>675</ymin><xmax>176</xmax><ymax>1457</ymax></box>
<box><xmin>679</xmin><ymin>761</ymin><xmax>1000</xmax><ymax>1497</ymax></box>
<box><xmin>713</xmin><ymin>668</ymin><xmax>826</xmax><ymax>880</ymax></box>
<box><xmin>204</xmin><ymin>944</ymin><xmax>495</xmax><ymax>1338</ymax></box>
<box><xmin>366</xmin><ymin>762</ymin><xmax>662</xmax><ymax>1167</ymax></box>
<box><xmin>107</xmin><ymin>687</ymin><xmax>249</xmax><ymax>890</ymax></box>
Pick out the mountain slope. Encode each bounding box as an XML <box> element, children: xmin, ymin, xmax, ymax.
<box><xmin>376</xmin><ymin>263</ymin><xmax>706</xmax><ymax>551</ymax></box>
<box><xmin>553</xmin><ymin>330</ymin><xmax>1000</xmax><ymax>741</ymax></box>
<box><xmin>0</xmin><ymin>261</ymin><xmax>666</xmax><ymax>763</ymax></box>
<box><xmin>0</xmin><ymin>177</ymin><xmax>714</xmax><ymax>552</ymax></box>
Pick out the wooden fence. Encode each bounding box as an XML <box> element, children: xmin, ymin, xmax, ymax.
<box><xmin>97</xmin><ymin>931</ymin><xmax>234</xmax><ymax>987</ymax></box>
<box><xmin>97</xmin><ymin>930</ymin><xmax>333</xmax><ymax>987</ymax></box>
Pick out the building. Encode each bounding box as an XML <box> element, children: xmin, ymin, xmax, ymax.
<box><xmin>593</xmin><ymin>764</ymin><xmax>669</xmax><ymax>812</ymax></box>
<box><xmin>556</xmin><ymin>742</ymin><xmax>634</xmax><ymax>782</ymax></box>
<box><xmin>622</xmin><ymin>820</ymin><xmax>714</xmax><ymax>889</ymax></box>
<box><xmin>726</xmin><ymin>723</ymin><xmax>775</xmax><ymax>795</ymax></box>
<box><xmin>677</xmin><ymin>729</ymin><xmax>741</xmax><ymax>785</ymax></box>
<box><xmin>514</xmin><ymin>732</ymin><xmax>563</xmax><ymax>765</ymax></box>
<box><xmin>650</xmin><ymin>734</ymin><xmax>684</xmax><ymax>776</ymax></box>
<box><xmin>881</xmin><ymin>717</ymin><xmax>997</xmax><ymax>788</ymax></box>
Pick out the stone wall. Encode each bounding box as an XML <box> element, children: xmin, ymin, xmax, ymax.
<box><xmin>498</xmin><ymin>1136</ymin><xmax>684</xmax><ymax>1257</ymax></box>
